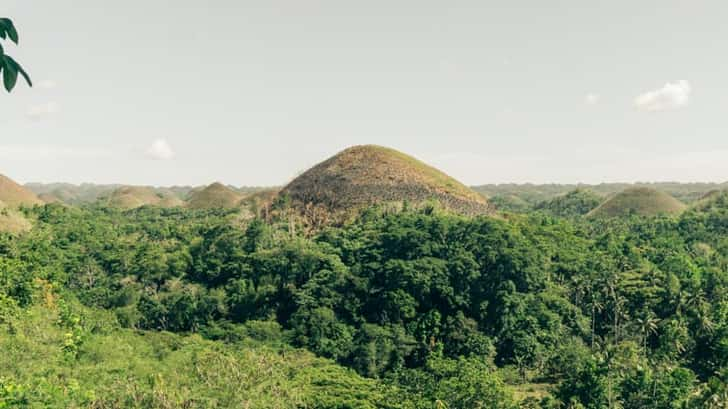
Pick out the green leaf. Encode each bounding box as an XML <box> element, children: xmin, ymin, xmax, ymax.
<box><xmin>0</xmin><ymin>43</ymin><xmax>4</xmax><ymax>59</ymax></box>
<box><xmin>0</xmin><ymin>19</ymin><xmax>18</xmax><ymax>44</ymax></box>
<box><xmin>15</xmin><ymin>62</ymin><xmax>31</xmax><ymax>87</ymax></box>
<box><xmin>3</xmin><ymin>55</ymin><xmax>31</xmax><ymax>87</ymax></box>
<box><xmin>2</xmin><ymin>56</ymin><xmax>18</xmax><ymax>92</ymax></box>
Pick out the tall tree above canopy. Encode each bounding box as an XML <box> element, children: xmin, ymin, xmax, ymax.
<box><xmin>0</xmin><ymin>18</ymin><xmax>32</xmax><ymax>92</ymax></box>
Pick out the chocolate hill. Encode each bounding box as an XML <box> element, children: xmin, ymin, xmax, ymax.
<box><xmin>186</xmin><ymin>183</ymin><xmax>242</xmax><ymax>209</ymax></box>
<box><xmin>587</xmin><ymin>187</ymin><xmax>686</xmax><ymax>218</ymax></box>
<box><xmin>281</xmin><ymin>145</ymin><xmax>492</xmax><ymax>215</ymax></box>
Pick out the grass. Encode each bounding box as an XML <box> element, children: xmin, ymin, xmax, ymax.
<box><xmin>0</xmin><ymin>302</ymin><xmax>388</xmax><ymax>408</ymax></box>
<box><xmin>363</xmin><ymin>146</ymin><xmax>486</xmax><ymax>202</ymax></box>
<box><xmin>0</xmin><ymin>174</ymin><xmax>42</xmax><ymax>208</ymax></box>
<box><xmin>511</xmin><ymin>383</ymin><xmax>552</xmax><ymax>403</ymax></box>
<box><xmin>0</xmin><ymin>205</ymin><xmax>31</xmax><ymax>234</ymax></box>
<box><xmin>186</xmin><ymin>183</ymin><xmax>242</xmax><ymax>209</ymax></box>
<box><xmin>282</xmin><ymin>145</ymin><xmax>492</xmax><ymax>215</ymax></box>
<box><xmin>106</xmin><ymin>187</ymin><xmax>183</xmax><ymax>210</ymax></box>
<box><xmin>587</xmin><ymin>187</ymin><xmax>686</xmax><ymax>218</ymax></box>
<box><xmin>691</xmin><ymin>189</ymin><xmax>728</xmax><ymax>211</ymax></box>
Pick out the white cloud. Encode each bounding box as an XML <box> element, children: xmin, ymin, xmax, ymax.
<box><xmin>27</xmin><ymin>102</ymin><xmax>59</xmax><ymax>120</ymax></box>
<box><xmin>634</xmin><ymin>80</ymin><xmax>691</xmax><ymax>112</ymax></box>
<box><xmin>145</xmin><ymin>139</ymin><xmax>175</xmax><ymax>160</ymax></box>
<box><xmin>584</xmin><ymin>93</ymin><xmax>600</xmax><ymax>105</ymax></box>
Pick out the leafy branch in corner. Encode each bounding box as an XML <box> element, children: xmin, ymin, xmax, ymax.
<box><xmin>0</xmin><ymin>18</ymin><xmax>32</xmax><ymax>92</ymax></box>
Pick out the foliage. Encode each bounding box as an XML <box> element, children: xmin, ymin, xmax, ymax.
<box><xmin>0</xmin><ymin>18</ymin><xmax>31</xmax><ymax>92</ymax></box>
<box><xmin>0</xmin><ymin>195</ymin><xmax>726</xmax><ymax>407</ymax></box>
<box><xmin>534</xmin><ymin>189</ymin><xmax>602</xmax><ymax>218</ymax></box>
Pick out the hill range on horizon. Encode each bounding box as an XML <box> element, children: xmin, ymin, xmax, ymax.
<box><xmin>12</xmin><ymin>145</ymin><xmax>725</xmax><ymax>206</ymax></box>
<box><xmin>1</xmin><ymin>144</ymin><xmax>725</xmax><ymax>221</ymax></box>
<box><xmin>21</xmin><ymin>179</ymin><xmax>728</xmax><ymax>211</ymax></box>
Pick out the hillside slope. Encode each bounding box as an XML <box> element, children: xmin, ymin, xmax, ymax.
<box><xmin>691</xmin><ymin>189</ymin><xmax>727</xmax><ymax>211</ymax></box>
<box><xmin>0</xmin><ymin>200</ymin><xmax>32</xmax><ymax>233</ymax></box>
<box><xmin>281</xmin><ymin>145</ymin><xmax>492</xmax><ymax>215</ymax></box>
<box><xmin>587</xmin><ymin>187</ymin><xmax>686</xmax><ymax>218</ymax></box>
<box><xmin>186</xmin><ymin>183</ymin><xmax>242</xmax><ymax>209</ymax></box>
<box><xmin>38</xmin><ymin>192</ymin><xmax>65</xmax><ymax>204</ymax></box>
<box><xmin>0</xmin><ymin>174</ymin><xmax>43</xmax><ymax>208</ymax></box>
<box><xmin>0</xmin><ymin>304</ymin><xmax>389</xmax><ymax>408</ymax></box>
<box><xmin>105</xmin><ymin>186</ymin><xmax>183</xmax><ymax>210</ymax></box>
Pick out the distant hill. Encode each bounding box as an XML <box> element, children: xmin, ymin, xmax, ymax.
<box><xmin>157</xmin><ymin>194</ymin><xmax>185</xmax><ymax>208</ymax></box>
<box><xmin>239</xmin><ymin>188</ymin><xmax>280</xmax><ymax>214</ymax></box>
<box><xmin>587</xmin><ymin>187</ymin><xmax>686</xmax><ymax>218</ymax></box>
<box><xmin>23</xmin><ymin>177</ymin><xmax>727</xmax><ymax>212</ymax></box>
<box><xmin>473</xmin><ymin>182</ymin><xmax>726</xmax><ymax>206</ymax></box>
<box><xmin>25</xmin><ymin>182</ymin><xmax>121</xmax><ymax>205</ymax></box>
<box><xmin>691</xmin><ymin>189</ymin><xmax>728</xmax><ymax>211</ymax></box>
<box><xmin>535</xmin><ymin>189</ymin><xmax>603</xmax><ymax>218</ymax></box>
<box><xmin>0</xmin><ymin>174</ymin><xmax>43</xmax><ymax>208</ymax></box>
<box><xmin>488</xmin><ymin>194</ymin><xmax>532</xmax><ymax>213</ymax></box>
<box><xmin>281</xmin><ymin>145</ymin><xmax>492</xmax><ymax>215</ymax></box>
<box><xmin>26</xmin><ymin>182</ymin><xmax>272</xmax><ymax>205</ymax></box>
<box><xmin>38</xmin><ymin>192</ymin><xmax>64</xmax><ymax>204</ymax></box>
<box><xmin>186</xmin><ymin>183</ymin><xmax>243</xmax><ymax>209</ymax></box>
<box><xmin>104</xmin><ymin>186</ymin><xmax>183</xmax><ymax>210</ymax></box>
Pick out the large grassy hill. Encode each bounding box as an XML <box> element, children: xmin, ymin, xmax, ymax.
<box><xmin>587</xmin><ymin>187</ymin><xmax>686</xmax><ymax>218</ymax></box>
<box><xmin>474</xmin><ymin>182</ymin><xmax>725</xmax><ymax>208</ymax></box>
<box><xmin>186</xmin><ymin>183</ymin><xmax>243</xmax><ymax>209</ymax></box>
<box><xmin>281</xmin><ymin>145</ymin><xmax>492</xmax><ymax>215</ymax></box>
<box><xmin>690</xmin><ymin>189</ymin><xmax>728</xmax><ymax>212</ymax></box>
<box><xmin>0</xmin><ymin>174</ymin><xmax>42</xmax><ymax>208</ymax></box>
<box><xmin>104</xmin><ymin>186</ymin><xmax>183</xmax><ymax>210</ymax></box>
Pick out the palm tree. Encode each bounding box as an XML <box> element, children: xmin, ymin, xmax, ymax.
<box><xmin>586</xmin><ymin>291</ymin><xmax>604</xmax><ymax>349</ymax></box>
<box><xmin>606</xmin><ymin>278</ymin><xmax>628</xmax><ymax>343</ymax></box>
<box><xmin>705</xmin><ymin>387</ymin><xmax>728</xmax><ymax>409</ymax></box>
<box><xmin>636</xmin><ymin>311</ymin><xmax>660</xmax><ymax>353</ymax></box>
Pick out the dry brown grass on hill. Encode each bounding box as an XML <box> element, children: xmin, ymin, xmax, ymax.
<box><xmin>38</xmin><ymin>192</ymin><xmax>63</xmax><ymax>204</ymax></box>
<box><xmin>587</xmin><ymin>187</ymin><xmax>686</xmax><ymax>218</ymax></box>
<box><xmin>0</xmin><ymin>174</ymin><xmax>43</xmax><ymax>208</ymax></box>
<box><xmin>157</xmin><ymin>195</ymin><xmax>185</xmax><ymax>208</ymax></box>
<box><xmin>107</xmin><ymin>186</ymin><xmax>160</xmax><ymax>209</ymax></box>
<box><xmin>186</xmin><ymin>183</ymin><xmax>243</xmax><ymax>209</ymax></box>
<box><xmin>239</xmin><ymin>188</ymin><xmax>280</xmax><ymax>216</ymax></box>
<box><xmin>105</xmin><ymin>186</ymin><xmax>183</xmax><ymax>210</ymax></box>
<box><xmin>0</xmin><ymin>200</ymin><xmax>32</xmax><ymax>233</ymax></box>
<box><xmin>281</xmin><ymin>145</ymin><xmax>493</xmax><ymax>216</ymax></box>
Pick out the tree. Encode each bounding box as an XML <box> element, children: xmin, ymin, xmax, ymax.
<box><xmin>0</xmin><ymin>18</ymin><xmax>32</xmax><ymax>92</ymax></box>
<box><xmin>635</xmin><ymin>311</ymin><xmax>659</xmax><ymax>353</ymax></box>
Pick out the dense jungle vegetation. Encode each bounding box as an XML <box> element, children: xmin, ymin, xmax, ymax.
<box><xmin>1</xmin><ymin>194</ymin><xmax>727</xmax><ymax>408</ymax></box>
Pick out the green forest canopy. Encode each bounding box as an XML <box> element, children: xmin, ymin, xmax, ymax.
<box><xmin>1</xmin><ymin>191</ymin><xmax>727</xmax><ymax>408</ymax></box>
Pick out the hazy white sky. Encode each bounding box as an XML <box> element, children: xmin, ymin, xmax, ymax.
<box><xmin>1</xmin><ymin>1</ymin><xmax>727</xmax><ymax>186</ymax></box>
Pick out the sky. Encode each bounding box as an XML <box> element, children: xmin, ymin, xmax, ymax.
<box><xmin>1</xmin><ymin>1</ymin><xmax>727</xmax><ymax>186</ymax></box>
